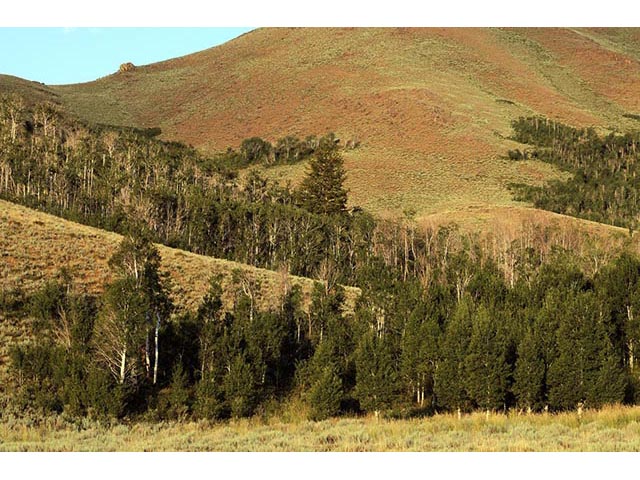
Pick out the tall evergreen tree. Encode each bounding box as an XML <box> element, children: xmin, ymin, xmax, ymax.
<box><xmin>355</xmin><ymin>333</ymin><xmax>398</xmax><ymax>417</ymax></box>
<box><xmin>308</xmin><ymin>363</ymin><xmax>343</xmax><ymax>421</ymax></box>
<box><xmin>400</xmin><ymin>302</ymin><xmax>440</xmax><ymax>409</ymax></box>
<box><xmin>165</xmin><ymin>362</ymin><xmax>190</xmax><ymax>419</ymax></box>
<box><xmin>224</xmin><ymin>353</ymin><xmax>259</xmax><ymax>418</ymax></box>
<box><xmin>596</xmin><ymin>253</ymin><xmax>640</xmax><ymax>376</ymax></box>
<box><xmin>548</xmin><ymin>292</ymin><xmax>627</xmax><ymax>410</ymax></box>
<box><xmin>434</xmin><ymin>298</ymin><xmax>473</xmax><ymax>412</ymax></box>
<box><xmin>194</xmin><ymin>281</ymin><xmax>229</xmax><ymax>421</ymax></box>
<box><xmin>298</xmin><ymin>145</ymin><xmax>348</xmax><ymax>216</ymax></box>
<box><xmin>513</xmin><ymin>328</ymin><xmax>546</xmax><ymax>412</ymax></box>
<box><xmin>464</xmin><ymin>306</ymin><xmax>510</xmax><ymax>413</ymax></box>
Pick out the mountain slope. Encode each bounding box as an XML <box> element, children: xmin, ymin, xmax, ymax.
<box><xmin>0</xmin><ymin>200</ymin><xmax>360</xmax><ymax>314</ymax></box>
<box><xmin>6</xmin><ymin>27</ymin><xmax>640</xmax><ymax>222</ymax></box>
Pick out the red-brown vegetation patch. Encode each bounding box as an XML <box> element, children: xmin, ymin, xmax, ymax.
<box><xmin>521</xmin><ymin>28</ymin><xmax>640</xmax><ymax>113</ymax></box>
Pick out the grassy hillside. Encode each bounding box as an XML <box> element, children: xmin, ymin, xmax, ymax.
<box><xmin>0</xmin><ymin>199</ymin><xmax>361</xmax><ymax>395</ymax></box>
<box><xmin>32</xmin><ymin>27</ymin><xmax>640</xmax><ymax>222</ymax></box>
<box><xmin>0</xmin><ymin>199</ymin><xmax>360</xmax><ymax>314</ymax></box>
<box><xmin>5</xmin><ymin>29</ymin><xmax>640</xmax><ymax>439</ymax></box>
<box><xmin>0</xmin><ymin>75</ymin><xmax>59</xmax><ymax>106</ymax></box>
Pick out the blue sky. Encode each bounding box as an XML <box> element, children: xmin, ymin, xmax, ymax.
<box><xmin>0</xmin><ymin>28</ymin><xmax>253</xmax><ymax>85</ymax></box>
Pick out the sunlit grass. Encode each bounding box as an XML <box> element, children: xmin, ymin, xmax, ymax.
<box><xmin>1</xmin><ymin>405</ymin><xmax>640</xmax><ymax>451</ymax></box>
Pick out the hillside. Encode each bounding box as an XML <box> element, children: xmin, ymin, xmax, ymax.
<box><xmin>7</xmin><ymin>28</ymin><xmax>640</xmax><ymax>431</ymax></box>
<box><xmin>0</xmin><ymin>199</ymin><xmax>360</xmax><ymax>314</ymax></box>
<box><xmin>24</xmin><ymin>27</ymin><xmax>638</xmax><ymax>222</ymax></box>
<box><xmin>0</xmin><ymin>199</ymin><xmax>360</xmax><ymax>389</ymax></box>
<box><xmin>0</xmin><ymin>75</ymin><xmax>60</xmax><ymax>106</ymax></box>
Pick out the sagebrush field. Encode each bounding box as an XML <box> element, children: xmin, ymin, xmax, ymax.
<box><xmin>2</xmin><ymin>406</ymin><xmax>640</xmax><ymax>451</ymax></box>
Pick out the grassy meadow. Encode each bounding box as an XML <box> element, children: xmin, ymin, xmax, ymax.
<box><xmin>1</xmin><ymin>406</ymin><xmax>640</xmax><ymax>451</ymax></box>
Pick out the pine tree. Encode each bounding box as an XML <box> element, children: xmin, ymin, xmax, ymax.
<box><xmin>464</xmin><ymin>306</ymin><xmax>510</xmax><ymax>413</ymax></box>
<box><xmin>194</xmin><ymin>377</ymin><xmax>226</xmax><ymax>420</ymax></box>
<box><xmin>400</xmin><ymin>304</ymin><xmax>440</xmax><ymax>409</ymax></box>
<box><xmin>166</xmin><ymin>362</ymin><xmax>190</xmax><ymax>419</ymax></box>
<box><xmin>308</xmin><ymin>363</ymin><xmax>343</xmax><ymax>421</ymax></box>
<box><xmin>355</xmin><ymin>333</ymin><xmax>398</xmax><ymax>417</ymax></box>
<box><xmin>298</xmin><ymin>145</ymin><xmax>348</xmax><ymax>216</ymax></box>
<box><xmin>588</xmin><ymin>352</ymin><xmax>627</xmax><ymax>407</ymax></box>
<box><xmin>513</xmin><ymin>328</ymin><xmax>546</xmax><ymax>412</ymax></box>
<box><xmin>434</xmin><ymin>298</ymin><xmax>473</xmax><ymax>411</ymax></box>
<box><xmin>547</xmin><ymin>292</ymin><xmax>626</xmax><ymax>410</ymax></box>
<box><xmin>224</xmin><ymin>354</ymin><xmax>258</xmax><ymax>418</ymax></box>
<box><xmin>596</xmin><ymin>253</ymin><xmax>640</xmax><ymax>377</ymax></box>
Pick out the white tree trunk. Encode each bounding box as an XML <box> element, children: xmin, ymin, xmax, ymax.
<box><xmin>153</xmin><ymin>312</ymin><xmax>160</xmax><ymax>384</ymax></box>
<box><xmin>119</xmin><ymin>349</ymin><xmax>127</xmax><ymax>385</ymax></box>
<box><xmin>627</xmin><ymin>305</ymin><xmax>635</xmax><ymax>370</ymax></box>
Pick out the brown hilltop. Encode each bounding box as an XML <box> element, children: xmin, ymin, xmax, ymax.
<box><xmin>6</xmin><ymin>27</ymin><xmax>640</xmax><ymax>224</ymax></box>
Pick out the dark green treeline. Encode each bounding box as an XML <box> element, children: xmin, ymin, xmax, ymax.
<box><xmin>4</xmin><ymin>94</ymin><xmax>640</xmax><ymax>422</ymax></box>
<box><xmin>509</xmin><ymin>116</ymin><xmax>640</xmax><ymax>231</ymax></box>
<box><xmin>5</xmin><ymin>230</ymin><xmax>640</xmax><ymax>421</ymax></box>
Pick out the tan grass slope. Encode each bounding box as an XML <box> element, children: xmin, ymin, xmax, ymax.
<box><xmin>0</xmin><ymin>200</ymin><xmax>362</xmax><ymax>387</ymax></box>
<box><xmin>0</xmin><ymin>200</ymin><xmax>359</xmax><ymax>313</ymax></box>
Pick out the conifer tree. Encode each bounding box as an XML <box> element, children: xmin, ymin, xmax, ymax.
<box><xmin>400</xmin><ymin>303</ymin><xmax>440</xmax><ymax>408</ymax></box>
<box><xmin>197</xmin><ymin>276</ymin><xmax>229</xmax><ymax>384</ymax></box>
<box><xmin>308</xmin><ymin>363</ymin><xmax>343</xmax><ymax>421</ymax></box>
<box><xmin>547</xmin><ymin>292</ymin><xmax>627</xmax><ymax>410</ymax></box>
<box><xmin>464</xmin><ymin>306</ymin><xmax>510</xmax><ymax>413</ymax></box>
<box><xmin>434</xmin><ymin>298</ymin><xmax>473</xmax><ymax>411</ymax></box>
<box><xmin>224</xmin><ymin>353</ymin><xmax>258</xmax><ymax>418</ymax></box>
<box><xmin>513</xmin><ymin>328</ymin><xmax>546</xmax><ymax>412</ymax></box>
<box><xmin>588</xmin><ymin>350</ymin><xmax>627</xmax><ymax>407</ymax></box>
<box><xmin>166</xmin><ymin>362</ymin><xmax>190</xmax><ymax>419</ymax></box>
<box><xmin>596</xmin><ymin>253</ymin><xmax>640</xmax><ymax>373</ymax></box>
<box><xmin>299</xmin><ymin>145</ymin><xmax>348</xmax><ymax>216</ymax></box>
<box><xmin>194</xmin><ymin>377</ymin><xmax>226</xmax><ymax>420</ymax></box>
<box><xmin>355</xmin><ymin>333</ymin><xmax>398</xmax><ymax>417</ymax></box>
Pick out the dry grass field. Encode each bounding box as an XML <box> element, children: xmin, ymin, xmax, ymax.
<box><xmin>1</xmin><ymin>405</ymin><xmax>640</xmax><ymax>451</ymax></box>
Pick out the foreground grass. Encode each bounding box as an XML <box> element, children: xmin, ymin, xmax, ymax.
<box><xmin>2</xmin><ymin>406</ymin><xmax>640</xmax><ymax>451</ymax></box>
